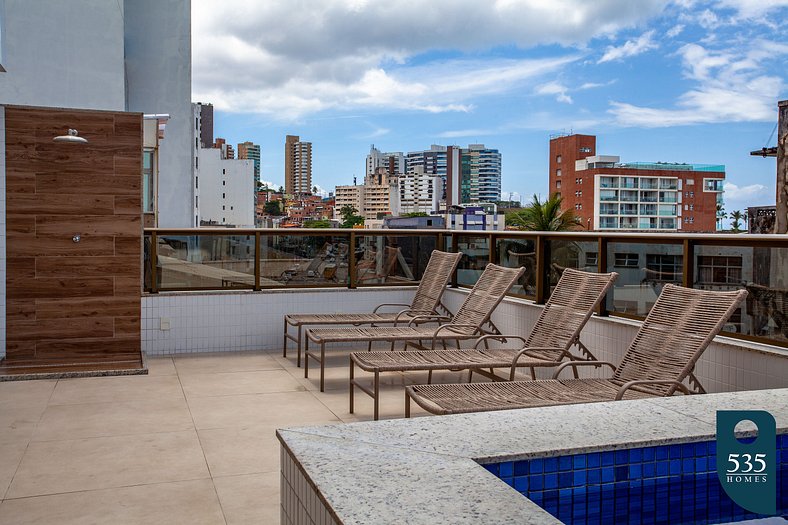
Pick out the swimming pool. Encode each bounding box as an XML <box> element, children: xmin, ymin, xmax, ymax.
<box><xmin>485</xmin><ymin>434</ymin><xmax>787</xmax><ymax>525</ymax></box>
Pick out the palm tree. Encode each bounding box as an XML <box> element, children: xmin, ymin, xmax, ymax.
<box><xmin>506</xmin><ymin>193</ymin><xmax>579</xmax><ymax>231</ymax></box>
<box><xmin>716</xmin><ymin>203</ymin><xmax>727</xmax><ymax>231</ymax></box>
<box><xmin>730</xmin><ymin>210</ymin><xmax>744</xmax><ymax>233</ymax></box>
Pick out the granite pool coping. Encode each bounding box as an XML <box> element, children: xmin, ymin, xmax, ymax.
<box><xmin>277</xmin><ymin>388</ymin><xmax>788</xmax><ymax>525</ymax></box>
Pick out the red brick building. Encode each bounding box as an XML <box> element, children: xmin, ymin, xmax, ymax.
<box><xmin>548</xmin><ymin>134</ymin><xmax>725</xmax><ymax>232</ymax></box>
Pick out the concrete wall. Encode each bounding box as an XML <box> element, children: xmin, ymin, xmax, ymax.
<box><xmin>0</xmin><ymin>107</ymin><xmax>5</xmax><ymax>359</ymax></box>
<box><xmin>197</xmin><ymin>148</ymin><xmax>255</xmax><ymax>227</ymax></box>
<box><xmin>124</xmin><ymin>0</ymin><xmax>193</xmax><ymax>228</ymax></box>
<box><xmin>0</xmin><ymin>0</ymin><xmax>126</xmax><ymax>110</ymax></box>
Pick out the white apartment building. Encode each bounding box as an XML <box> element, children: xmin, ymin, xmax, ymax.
<box><xmin>366</xmin><ymin>145</ymin><xmax>405</xmax><ymax>176</ymax></box>
<box><xmin>398</xmin><ymin>166</ymin><xmax>440</xmax><ymax>214</ymax></box>
<box><xmin>334</xmin><ymin>170</ymin><xmax>400</xmax><ymax>221</ymax></box>
<box><xmin>192</xmin><ymin>104</ymin><xmax>254</xmax><ymax>227</ymax></box>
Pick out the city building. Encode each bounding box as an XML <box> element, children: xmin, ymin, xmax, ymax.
<box><xmin>549</xmin><ymin>134</ymin><xmax>725</xmax><ymax>232</ymax></box>
<box><xmin>444</xmin><ymin>204</ymin><xmax>505</xmax><ymax>231</ymax></box>
<box><xmin>335</xmin><ymin>169</ymin><xmax>399</xmax><ymax>222</ymax></box>
<box><xmin>406</xmin><ymin>145</ymin><xmax>458</xmax><ymax>205</ymax></box>
<box><xmin>334</xmin><ymin>184</ymin><xmax>364</xmax><ymax>219</ymax></box>
<box><xmin>197</xmin><ymin>102</ymin><xmax>214</xmax><ymax>147</ymax></box>
<box><xmin>366</xmin><ymin>145</ymin><xmax>405</xmax><ymax>177</ymax></box>
<box><xmin>398</xmin><ymin>166</ymin><xmax>440</xmax><ymax>215</ymax></box>
<box><xmin>285</xmin><ymin>134</ymin><xmax>312</xmax><ymax>194</ymax></box>
<box><xmin>238</xmin><ymin>141</ymin><xmax>261</xmax><ymax>186</ymax></box>
<box><xmin>192</xmin><ymin>104</ymin><xmax>254</xmax><ymax>227</ymax></box>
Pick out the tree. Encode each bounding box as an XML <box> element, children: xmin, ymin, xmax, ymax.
<box><xmin>339</xmin><ymin>205</ymin><xmax>364</xmax><ymax>228</ymax></box>
<box><xmin>312</xmin><ymin>185</ymin><xmax>318</xmax><ymax>195</ymax></box>
<box><xmin>278</xmin><ymin>186</ymin><xmax>285</xmax><ymax>194</ymax></box>
<box><xmin>730</xmin><ymin>210</ymin><xmax>745</xmax><ymax>233</ymax></box>
<box><xmin>264</xmin><ymin>200</ymin><xmax>283</xmax><ymax>216</ymax></box>
<box><xmin>505</xmin><ymin>193</ymin><xmax>579</xmax><ymax>231</ymax></box>
<box><xmin>402</xmin><ymin>212</ymin><xmax>428</xmax><ymax>218</ymax></box>
<box><xmin>303</xmin><ymin>219</ymin><xmax>331</xmax><ymax>228</ymax></box>
<box><xmin>716</xmin><ymin>203</ymin><xmax>727</xmax><ymax>231</ymax></box>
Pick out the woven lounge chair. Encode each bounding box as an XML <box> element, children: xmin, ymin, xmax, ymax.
<box><xmin>283</xmin><ymin>250</ymin><xmax>462</xmax><ymax>367</ymax></box>
<box><xmin>405</xmin><ymin>284</ymin><xmax>747</xmax><ymax>416</ymax></box>
<box><xmin>349</xmin><ymin>268</ymin><xmax>618</xmax><ymax>419</ymax></box>
<box><xmin>304</xmin><ymin>263</ymin><xmax>525</xmax><ymax>392</ymax></box>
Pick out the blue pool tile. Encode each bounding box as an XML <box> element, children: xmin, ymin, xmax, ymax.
<box><xmin>514</xmin><ymin>476</ymin><xmax>529</xmax><ymax>492</ymax></box>
<box><xmin>695</xmin><ymin>457</ymin><xmax>707</xmax><ymax>472</ymax></box>
<box><xmin>708</xmin><ymin>441</ymin><xmax>716</xmax><ymax>454</ymax></box>
<box><xmin>544</xmin><ymin>473</ymin><xmax>558</xmax><ymax>490</ymax></box>
<box><xmin>615</xmin><ymin>450</ymin><xmax>629</xmax><ymax>464</ymax></box>
<box><xmin>543</xmin><ymin>456</ymin><xmax>558</xmax><ymax>473</ymax></box>
<box><xmin>530</xmin><ymin>475</ymin><xmax>544</xmax><ymax>491</ymax></box>
<box><xmin>694</xmin><ymin>441</ymin><xmax>707</xmax><ymax>456</ymax></box>
<box><xmin>643</xmin><ymin>463</ymin><xmax>655</xmax><ymax>478</ymax></box>
<box><xmin>615</xmin><ymin>466</ymin><xmax>628</xmax><ymax>481</ymax></box>
<box><xmin>681</xmin><ymin>442</ymin><xmax>696</xmax><ymax>458</ymax></box>
<box><xmin>483</xmin><ymin>464</ymin><xmax>498</xmax><ymax>475</ymax></box>
<box><xmin>602</xmin><ymin>467</ymin><xmax>614</xmax><ymax>483</ymax></box>
<box><xmin>602</xmin><ymin>451</ymin><xmax>614</xmax><ymax>466</ymax></box>
<box><xmin>559</xmin><ymin>472</ymin><xmax>572</xmax><ymax>488</ymax></box>
<box><xmin>656</xmin><ymin>461</ymin><xmax>669</xmax><ymax>477</ymax></box>
<box><xmin>642</xmin><ymin>446</ymin><xmax>655</xmax><ymax>461</ymax></box>
<box><xmin>669</xmin><ymin>444</ymin><xmax>682</xmax><ymax>459</ymax></box>
<box><xmin>587</xmin><ymin>452</ymin><xmax>600</xmax><ymax>468</ymax></box>
<box><xmin>587</xmin><ymin>469</ymin><xmax>601</xmax><ymax>484</ymax></box>
<box><xmin>656</xmin><ymin>446</ymin><xmax>669</xmax><ymax>460</ymax></box>
<box><xmin>779</xmin><ymin>433</ymin><xmax>788</xmax><ymax>448</ymax></box>
<box><xmin>499</xmin><ymin>461</ymin><xmax>513</xmax><ymax>478</ymax></box>
<box><xmin>628</xmin><ymin>464</ymin><xmax>642</xmax><ymax>478</ymax></box>
<box><xmin>530</xmin><ymin>459</ymin><xmax>544</xmax><ymax>475</ymax></box>
<box><xmin>629</xmin><ymin>448</ymin><xmax>643</xmax><ymax>463</ymax></box>
<box><xmin>572</xmin><ymin>454</ymin><xmax>586</xmax><ymax>469</ymax></box>
<box><xmin>514</xmin><ymin>461</ymin><xmax>528</xmax><ymax>476</ymax></box>
<box><xmin>573</xmin><ymin>470</ymin><xmax>586</xmax><ymax>487</ymax></box>
<box><xmin>669</xmin><ymin>459</ymin><xmax>681</xmax><ymax>475</ymax></box>
<box><xmin>682</xmin><ymin>458</ymin><xmax>694</xmax><ymax>473</ymax></box>
<box><xmin>559</xmin><ymin>456</ymin><xmax>573</xmax><ymax>471</ymax></box>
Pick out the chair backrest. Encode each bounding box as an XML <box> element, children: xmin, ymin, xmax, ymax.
<box><xmin>409</xmin><ymin>250</ymin><xmax>463</xmax><ymax>313</ymax></box>
<box><xmin>451</xmin><ymin>264</ymin><xmax>526</xmax><ymax>329</ymax></box>
<box><xmin>526</xmin><ymin>268</ymin><xmax>618</xmax><ymax>355</ymax></box>
<box><xmin>612</xmin><ymin>284</ymin><xmax>747</xmax><ymax>395</ymax></box>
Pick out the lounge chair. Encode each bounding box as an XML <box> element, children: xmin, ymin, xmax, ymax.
<box><xmin>405</xmin><ymin>284</ymin><xmax>747</xmax><ymax>416</ymax></box>
<box><xmin>283</xmin><ymin>250</ymin><xmax>462</xmax><ymax>366</ymax></box>
<box><xmin>304</xmin><ymin>263</ymin><xmax>525</xmax><ymax>392</ymax></box>
<box><xmin>350</xmin><ymin>268</ymin><xmax>618</xmax><ymax>419</ymax></box>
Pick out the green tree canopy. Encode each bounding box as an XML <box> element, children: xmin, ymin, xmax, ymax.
<box><xmin>264</xmin><ymin>200</ymin><xmax>284</xmax><ymax>216</ymax></box>
<box><xmin>402</xmin><ymin>212</ymin><xmax>428</xmax><ymax>218</ymax></box>
<box><xmin>303</xmin><ymin>219</ymin><xmax>332</xmax><ymax>228</ymax></box>
<box><xmin>339</xmin><ymin>205</ymin><xmax>364</xmax><ymax>228</ymax></box>
<box><xmin>730</xmin><ymin>210</ymin><xmax>745</xmax><ymax>233</ymax></box>
<box><xmin>506</xmin><ymin>193</ymin><xmax>579</xmax><ymax>231</ymax></box>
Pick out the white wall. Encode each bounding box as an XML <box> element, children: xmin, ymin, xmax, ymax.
<box><xmin>0</xmin><ymin>0</ymin><xmax>126</xmax><ymax>110</ymax></box>
<box><xmin>124</xmin><ymin>0</ymin><xmax>193</xmax><ymax>228</ymax></box>
<box><xmin>197</xmin><ymin>148</ymin><xmax>255</xmax><ymax>227</ymax></box>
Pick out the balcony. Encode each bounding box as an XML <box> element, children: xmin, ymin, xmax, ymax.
<box><xmin>1</xmin><ymin>228</ymin><xmax>786</xmax><ymax>523</ymax></box>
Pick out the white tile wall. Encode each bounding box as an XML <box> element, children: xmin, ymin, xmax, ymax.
<box><xmin>0</xmin><ymin>107</ymin><xmax>6</xmax><ymax>360</ymax></box>
<box><xmin>141</xmin><ymin>287</ymin><xmax>416</xmax><ymax>355</ymax></box>
<box><xmin>441</xmin><ymin>288</ymin><xmax>788</xmax><ymax>394</ymax></box>
<box><xmin>281</xmin><ymin>446</ymin><xmax>339</xmax><ymax>525</ymax></box>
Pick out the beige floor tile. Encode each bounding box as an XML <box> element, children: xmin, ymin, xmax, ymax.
<box><xmin>0</xmin><ymin>479</ymin><xmax>225</xmax><ymax>525</ymax></box>
<box><xmin>0</xmin><ymin>405</ymin><xmax>47</xmax><ymax>446</ymax></box>
<box><xmin>214</xmin><ymin>471</ymin><xmax>279</xmax><ymax>525</ymax></box>
<box><xmin>8</xmin><ymin>430</ymin><xmax>209</xmax><ymax>498</ymax></box>
<box><xmin>188</xmin><ymin>391</ymin><xmax>340</xmax><ymax>431</ymax></box>
<box><xmin>0</xmin><ymin>380</ymin><xmax>56</xmax><ymax>411</ymax></box>
<box><xmin>174</xmin><ymin>351</ymin><xmax>280</xmax><ymax>375</ymax></box>
<box><xmin>283</xmin><ymin>352</ymin><xmax>413</xmax><ymax>392</ymax></box>
<box><xmin>49</xmin><ymin>375</ymin><xmax>184</xmax><ymax>405</ymax></box>
<box><xmin>32</xmin><ymin>397</ymin><xmax>194</xmax><ymax>441</ymax></box>
<box><xmin>0</xmin><ymin>442</ymin><xmax>28</xmax><ymax>499</ymax></box>
<box><xmin>315</xmin><ymin>386</ymin><xmax>430</xmax><ymax>422</ymax></box>
<box><xmin>145</xmin><ymin>356</ymin><xmax>177</xmax><ymax>376</ymax></box>
<box><xmin>198</xmin><ymin>426</ymin><xmax>281</xmax><ymax>477</ymax></box>
<box><xmin>180</xmin><ymin>369</ymin><xmax>305</xmax><ymax>398</ymax></box>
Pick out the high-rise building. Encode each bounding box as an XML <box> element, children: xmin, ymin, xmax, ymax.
<box><xmin>198</xmin><ymin>103</ymin><xmax>214</xmax><ymax>147</ymax></box>
<box><xmin>334</xmin><ymin>169</ymin><xmax>400</xmax><ymax>221</ymax></box>
<box><xmin>238</xmin><ymin>141</ymin><xmax>261</xmax><ymax>186</ymax></box>
<box><xmin>398</xmin><ymin>166</ymin><xmax>440</xmax><ymax>215</ymax></box>
<box><xmin>366</xmin><ymin>145</ymin><xmax>405</xmax><ymax>177</ymax></box>
<box><xmin>549</xmin><ymin>134</ymin><xmax>725</xmax><ymax>232</ymax></box>
<box><xmin>285</xmin><ymin>135</ymin><xmax>312</xmax><ymax>195</ymax></box>
<box><xmin>213</xmin><ymin>137</ymin><xmax>234</xmax><ymax>159</ymax></box>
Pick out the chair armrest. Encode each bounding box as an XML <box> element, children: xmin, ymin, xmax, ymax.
<box><xmin>551</xmin><ymin>360</ymin><xmax>616</xmax><ymax>379</ymax></box>
<box><xmin>472</xmin><ymin>334</ymin><xmax>527</xmax><ymax>349</ymax></box>
<box><xmin>430</xmin><ymin>324</ymin><xmax>483</xmax><ymax>350</ymax></box>
<box><xmin>406</xmin><ymin>314</ymin><xmax>451</xmax><ymax>327</ymax></box>
<box><xmin>373</xmin><ymin>303</ymin><xmax>411</xmax><ymax>314</ymax></box>
<box><xmin>615</xmin><ymin>380</ymin><xmax>690</xmax><ymax>400</ymax></box>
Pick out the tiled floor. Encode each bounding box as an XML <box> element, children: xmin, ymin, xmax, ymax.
<box><xmin>0</xmin><ymin>348</ymin><xmax>474</xmax><ymax>524</ymax></box>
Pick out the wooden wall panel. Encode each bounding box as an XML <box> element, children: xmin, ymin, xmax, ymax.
<box><xmin>4</xmin><ymin>106</ymin><xmax>143</xmax><ymax>370</ymax></box>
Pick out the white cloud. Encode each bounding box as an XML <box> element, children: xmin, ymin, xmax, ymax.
<box><xmin>716</xmin><ymin>0</ymin><xmax>788</xmax><ymax>19</ymax></box>
<box><xmin>598</xmin><ymin>30</ymin><xmax>658</xmax><ymax>63</ymax></box>
<box><xmin>535</xmin><ymin>82</ymin><xmax>573</xmax><ymax>104</ymax></box>
<box><xmin>192</xmin><ymin>0</ymin><xmax>671</xmax><ymax>119</ymax></box>
<box><xmin>722</xmin><ymin>181</ymin><xmax>772</xmax><ymax>208</ymax></box>
<box><xmin>437</xmin><ymin>128</ymin><xmax>497</xmax><ymax>139</ymax></box>
<box><xmin>666</xmin><ymin>24</ymin><xmax>685</xmax><ymax>37</ymax></box>
<box><xmin>610</xmin><ymin>40</ymin><xmax>788</xmax><ymax>127</ymax></box>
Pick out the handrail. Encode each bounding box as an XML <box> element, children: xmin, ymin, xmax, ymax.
<box><xmin>143</xmin><ymin>228</ymin><xmax>788</xmax><ymax>348</ymax></box>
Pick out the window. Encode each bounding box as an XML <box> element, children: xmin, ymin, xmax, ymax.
<box><xmin>556</xmin><ymin>169</ymin><xmax>562</xmax><ymax>177</ymax></box>
<box><xmin>614</xmin><ymin>253</ymin><xmax>639</xmax><ymax>268</ymax></box>
<box><xmin>223</xmin><ymin>180</ymin><xmax>226</xmax><ymax>186</ymax></box>
<box><xmin>703</xmin><ymin>179</ymin><xmax>724</xmax><ymax>192</ymax></box>
<box><xmin>195</xmin><ymin>156</ymin><xmax>198</xmax><ymax>169</ymax></box>
<box><xmin>585</xmin><ymin>252</ymin><xmax>598</xmax><ymax>266</ymax></box>
<box><xmin>697</xmin><ymin>256</ymin><xmax>742</xmax><ymax>284</ymax></box>
<box><xmin>556</xmin><ymin>181</ymin><xmax>561</xmax><ymax>188</ymax></box>
<box><xmin>556</xmin><ymin>155</ymin><xmax>562</xmax><ymax>164</ymax></box>
<box><xmin>580</xmin><ymin>147</ymin><xmax>591</xmax><ymax>153</ymax></box>
<box><xmin>195</xmin><ymin>176</ymin><xmax>198</xmax><ymax>189</ymax></box>
<box><xmin>222</xmin><ymin>193</ymin><xmax>226</xmax><ymax>199</ymax></box>
<box><xmin>142</xmin><ymin>150</ymin><xmax>155</xmax><ymax>213</ymax></box>
<box><xmin>646</xmin><ymin>254</ymin><xmax>682</xmax><ymax>282</ymax></box>
<box><xmin>195</xmin><ymin>196</ymin><xmax>198</xmax><ymax>207</ymax></box>
<box><xmin>686</xmin><ymin>178</ymin><xmax>695</xmax><ymax>186</ymax></box>
<box><xmin>222</xmin><ymin>205</ymin><xmax>225</xmax><ymax>210</ymax></box>
<box><xmin>230</xmin><ymin>206</ymin><xmax>234</xmax><ymax>210</ymax></box>
<box><xmin>222</xmin><ymin>168</ymin><xmax>226</xmax><ymax>175</ymax></box>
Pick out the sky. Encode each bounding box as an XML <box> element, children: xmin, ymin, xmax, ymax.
<box><xmin>193</xmin><ymin>0</ymin><xmax>787</xmax><ymax>214</ymax></box>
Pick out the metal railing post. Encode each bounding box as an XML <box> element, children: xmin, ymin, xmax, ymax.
<box><xmin>598</xmin><ymin>235</ymin><xmax>609</xmax><ymax>316</ymax></box>
<box><xmin>150</xmin><ymin>231</ymin><xmax>158</xmax><ymax>294</ymax></box>
<box><xmin>535</xmin><ymin>234</ymin><xmax>547</xmax><ymax>304</ymax></box>
<box><xmin>349</xmin><ymin>231</ymin><xmax>357</xmax><ymax>289</ymax></box>
<box><xmin>254</xmin><ymin>232</ymin><xmax>261</xmax><ymax>291</ymax></box>
<box><xmin>682</xmin><ymin>239</ymin><xmax>695</xmax><ymax>289</ymax></box>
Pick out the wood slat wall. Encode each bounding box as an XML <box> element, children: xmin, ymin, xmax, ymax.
<box><xmin>4</xmin><ymin>106</ymin><xmax>143</xmax><ymax>370</ymax></box>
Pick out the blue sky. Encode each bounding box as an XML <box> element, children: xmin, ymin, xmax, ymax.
<box><xmin>193</xmin><ymin>0</ymin><xmax>787</xmax><ymax>214</ymax></box>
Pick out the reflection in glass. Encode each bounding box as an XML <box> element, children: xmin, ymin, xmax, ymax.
<box><xmin>156</xmin><ymin>235</ymin><xmax>255</xmax><ymax>289</ymax></box>
<box><xmin>355</xmin><ymin>235</ymin><xmax>437</xmax><ymax>285</ymax></box>
<box><xmin>547</xmin><ymin>240</ymin><xmax>598</xmax><ymax>296</ymax></box>
<box><xmin>496</xmin><ymin>238</ymin><xmax>536</xmax><ymax>296</ymax></box>
<box><xmin>261</xmin><ymin>234</ymin><xmax>350</xmax><ymax>287</ymax></box>
<box><xmin>606</xmin><ymin>242</ymin><xmax>683</xmax><ymax>316</ymax></box>
<box><xmin>456</xmin><ymin>235</ymin><xmax>490</xmax><ymax>286</ymax></box>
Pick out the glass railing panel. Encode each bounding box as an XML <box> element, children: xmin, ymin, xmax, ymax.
<box><xmin>694</xmin><ymin>245</ymin><xmax>787</xmax><ymax>344</ymax></box>
<box><xmin>496</xmin><ymin>237</ymin><xmax>537</xmax><ymax>297</ymax></box>
<box><xmin>606</xmin><ymin>241</ymin><xmax>683</xmax><ymax>316</ymax></box>
<box><xmin>156</xmin><ymin>234</ymin><xmax>255</xmax><ymax>290</ymax></box>
<box><xmin>456</xmin><ymin>235</ymin><xmax>490</xmax><ymax>287</ymax></box>
<box><xmin>546</xmin><ymin>239</ymin><xmax>599</xmax><ymax>296</ymax></box>
<box><xmin>260</xmin><ymin>233</ymin><xmax>350</xmax><ymax>287</ymax></box>
<box><xmin>620</xmin><ymin>190</ymin><xmax>639</xmax><ymax>202</ymax></box>
<box><xmin>355</xmin><ymin>234</ymin><xmax>437</xmax><ymax>285</ymax></box>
